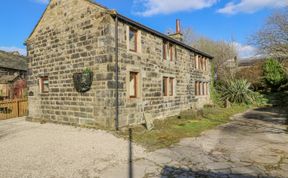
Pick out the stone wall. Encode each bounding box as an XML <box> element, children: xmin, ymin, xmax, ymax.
<box><xmin>115</xmin><ymin>21</ymin><xmax>211</xmax><ymax>127</ymax></box>
<box><xmin>27</xmin><ymin>0</ymin><xmax>116</xmax><ymax>127</ymax></box>
<box><xmin>27</xmin><ymin>0</ymin><xmax>212</xmax><ymax>128</ymax></box>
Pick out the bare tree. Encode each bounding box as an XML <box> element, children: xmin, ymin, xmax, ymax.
<box><xmin>168</xmin><ymin>26</ymin><xmax>238</xmax><ymax>81</ymax></box>
<box><xmin>166</xmin><ymin>26</ymin><xmax>200</xmax><ymax>45</ymax></box>
<box><xmin>251</xmin><ymin>8</ymin><xmax>288</xmax><ymax>59</ymax></box>
<box><xmin>182</xmin><ymin>27</ymin><xmax>201</xmax><ymax>45</ymax></box>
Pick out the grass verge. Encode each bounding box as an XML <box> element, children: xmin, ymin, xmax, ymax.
<box><xmin>119</xmin><ymin>105</ymin><xmax>249</xmax><ymax>151</ymax></box>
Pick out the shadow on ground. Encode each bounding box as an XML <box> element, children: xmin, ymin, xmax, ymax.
<box><xmin>242</xmin><ymin>107</ymin><xmax>287</xmax><ymax>125</ymax></box>
<box><xmin>240</xmin><ymin>91</ymin><xmax>288</xmax><ymax>133</ymax></box>
<box><xmin>160</xmin><ymin>166</ymin><xmax>271</xmax><ymax>178</ymax></box>
<box><xmin>236</xmin><ymin>106</ymin><xmax>288</xmax><ymax>135</ymax></box>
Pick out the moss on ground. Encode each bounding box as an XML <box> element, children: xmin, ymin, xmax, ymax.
<box><xmin>119</xmin><ymin>105</ymin><xmax>250</xmax><ymax>151</ymax></box>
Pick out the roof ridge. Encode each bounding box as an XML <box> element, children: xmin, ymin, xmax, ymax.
<box><xmin>0</xmin><ymin>50</ymin><xmax>27</xmax><ymax>58</ymax></box>
<box><xmin>114</xmin><ymin>14</ymin><xmax>213</xmax><ymax>58</ymax></box>
<box><xmin>0</xmin><ymin>50</ymin><xmax>27</xmax><ymax>60</ymax></box>
<box><xmin>26</xmin><ymin>0</ymin><xmax>213</xmax><ymax>58</ymax></box>
<box><xmin>88</xmin><ymin>1</ymin><xmax>213</xmax><ymax>58</ymax></box>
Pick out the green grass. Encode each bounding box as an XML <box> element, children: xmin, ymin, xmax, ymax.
<box><xmin>119</xmin><ymin>105</ymin><xmax>250</xmax><ymax>151</ymax></box>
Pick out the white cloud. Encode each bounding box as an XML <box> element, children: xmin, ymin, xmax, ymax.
<box><xmin>33</xmin><ymin>0</ymin><xmax>49</xmax><ymax>4</ymax></box>
<box><xmin>134</xmin><ymin>0</ymin><xmax>218</xmax><ymax>16</ymax></box>
<box><xmin>0</xmin><ymin>46</ymin><xmax>27</xmax><ymax>56</ymax></box>
<box><xmin>218</xmin><ymin>0</ymin><xmax>288</xmax><ymax>15</ymax></box>
<box><xmin>233</xmin><ymin>42</ymin><xmax>257</xmax><ymax>59</ymax></box>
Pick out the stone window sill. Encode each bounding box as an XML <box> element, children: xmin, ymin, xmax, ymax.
<box><xmin>195</xmin><ymin>69</ymin><xmax>209</xmax><ymax>72</ymax></box>
<box><xmin>127</xmin><ymin>97</ymin><xmax>142</xmax><ymax>102</ymax></box>
<box><xmin>127</xmin><ymin>50</ymin><xmax>142</xmax><ymax>57</ymax></box>
<box><xmin>162</xmin><ymin>59</ymin><xmax>176</xmax><ymax>65</ymax></box>
<box><xmin>196</xmin><ymin>95</ymin><xmax>209</xmax><ymax>98</ymax></box>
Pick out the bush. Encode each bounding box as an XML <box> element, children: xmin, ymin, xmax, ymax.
<box><xmin>263</xmin><ymin>59</ymin><xmax>287</xmax><ymax>91</ymax></box>
<box><xmin>218</xmin><ymin>79</ymin><xmax>266</xmax><ymax>105</ymax></box>
<box><xmin>235</xmin><ymin>60</ymin><xmax>265</xmax><ymax>91</ymax></box>
<box><xmin>210</xmin><ymin>81</ymin><xmax>223</xmax><ymax>106</ymax></box>
<box><xmin>210</xmin><ymin>63</ymin><xmax>223</xmax><ymax>106</ymax></box>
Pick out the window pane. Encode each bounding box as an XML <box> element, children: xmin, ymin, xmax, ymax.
<box><xmin>129</xmin><ymin>72</ymin><xmax>137</xmax><ymax>98</ymax></box>
<box><xmin>163</xmin><ymin>77</ymin><xmax>168</xmax><ymax>96</ymax></box>
<box><xmin>166</xmin><ymin>44</ymin><xmax>170</xmax><ymax>60</ymax></box>
<box><xmin>195</xmin><ymin>82</ymin><xmax>198</xmax><ymax>96</ymax></box>
<box><xmin>129</xmin><ymin>29</ymin><xmax>137</xmax><ymax>51</ymax></box>
<box><xmin>169</xmin><ymin>44</ymin><xmax>173</xmax><ymax>61</ymax></box>
<box><xmin>195</xmin><ymin>55</ymin><xmax>199</xmax><ymax>69</ymax></box>
<box><xmin>169</xmin><ymin>78</ymin><xmax>174</xmax><ymax>96</ymax></box>
<box><xmin>202</xmin><ymin>82</ymin><xmax>205</xmax><ymax>95</ymax></box>
<box><xmin>174</xmin><ymin>48</ymin><xmax>177</xmax><ymax>61</ymax></box>
<box><xmin>42</xmin><ymin>77</ymin><xmax>49</xmax><ymax>93</ymax></box>
<box><xmin>163</xmin><ymin>41</ymin><xmax>167</xmax><ymax>59</ymax></box>
<box><xmin>198</xmin><ymin>82</ymin><xmax>201</xmax><ymax>96</ymax></box>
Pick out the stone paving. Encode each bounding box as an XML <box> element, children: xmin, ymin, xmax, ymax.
<box><xmin>102</xmin><ymin>108</ymin><xmax>288</xmax><ymax>178</ymax></box>
<box><xmin>0</xmin><ymin>107</ymin><xmax>287</xmax><ymax>178</ymax></box>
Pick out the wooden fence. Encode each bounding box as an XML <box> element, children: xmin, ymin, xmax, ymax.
<box><xmin>0</xmin><ymin>99</ymin><xmax>28</xmax><ymax>120</ymax></box>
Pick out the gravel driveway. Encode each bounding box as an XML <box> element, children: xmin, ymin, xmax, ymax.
<box><xmin>0</xmin><ymin>118</ymin><xmax>146</xmax><ymax>178</ymax></box>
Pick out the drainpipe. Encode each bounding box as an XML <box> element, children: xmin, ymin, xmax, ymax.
<box><xmin>115</xmin><ymin>14</ymin><xmax>119</xmax><ymax>131</ymax></box>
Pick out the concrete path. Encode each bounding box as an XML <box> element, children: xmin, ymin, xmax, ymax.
<box><xmin>103</xmin><ymin>108</ymin><xmax>288</xmax><ymax>178</ymax></box>
<box><xmin>0</xmin><ymin>107</ymin><xmax>288</xmax><ymax>178</ymax></box>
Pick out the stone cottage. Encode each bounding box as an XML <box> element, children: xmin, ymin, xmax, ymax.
<box><xmin>26</xmin><ymin>0</ymin><xmax>213</xmax><ymax>129</ymax></box>
<box><xmin>0</xmin><ymin>50</ymin><xmax>27</xmax><ymax>100</ymax></box>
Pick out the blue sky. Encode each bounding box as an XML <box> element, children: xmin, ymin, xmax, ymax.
<box><xmin>0</xmin><ymin>0</ymin><xmax>287</xmax><ymax>58</ymax></box>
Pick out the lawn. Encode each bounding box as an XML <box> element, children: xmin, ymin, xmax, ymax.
<box><xmin>119</xmin><ymin>105</ymin><xmax>250</xmax><ymax>151</ymax></box>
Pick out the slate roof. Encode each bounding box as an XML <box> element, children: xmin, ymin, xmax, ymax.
<box><xmin>26</xmin><ymin>0</ymin><xmax>213</xmax><ymax>59</ymax></box>
<box><xmin>0</xmin><ymin>75</ymin><xmax>19</xmax><ymax>84</ymax></box>
<box><xmin>0</xmin><ymin>50</ymin><xmax>28</xmax><ymax>71</ymax></box>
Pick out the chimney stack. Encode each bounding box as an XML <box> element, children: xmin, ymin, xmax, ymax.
<box><xmin>168</xmin><ymin>19</ymin><xmax>183</xmax><ymax>42</ymax></box>
<box><xmin>176</xmin><ymin>19</ymin><xmax>181</xmax><ymax>34</ymax></box>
